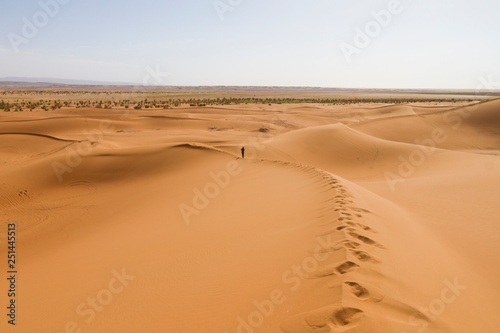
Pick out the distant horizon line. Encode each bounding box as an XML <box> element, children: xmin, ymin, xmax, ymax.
<box><xmin>1</xmin><ymin>76</ymin><xmax>499</xmax><ymax>93</ymax></box>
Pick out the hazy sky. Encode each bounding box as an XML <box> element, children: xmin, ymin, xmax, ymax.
<box><xmin>1</xmin><ymin>0</ymin><xmax>499</xmax><ymax>89</ymax></box>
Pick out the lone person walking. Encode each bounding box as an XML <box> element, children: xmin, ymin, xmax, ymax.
<box><xmin>241</xmin><ymin>146</ymin><xmax>245</xmax><ymax>159</ymax></box>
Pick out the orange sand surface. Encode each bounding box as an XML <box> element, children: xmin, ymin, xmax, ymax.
<box><xmin>1</xmin><ymin>100</ymin><xmax>499</xmax><ymax>332</ymax></box>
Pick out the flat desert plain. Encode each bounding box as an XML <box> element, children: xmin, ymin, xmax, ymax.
<box><xmin>1</xmin><ymin>99</ymin><xmax>500</xmax><ymax>333</ymax></box>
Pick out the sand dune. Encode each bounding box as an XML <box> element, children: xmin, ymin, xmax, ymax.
<box><xmin>353</xmin><ymin>99</ymin><xmax>500</xmax><ymax>151</ymax></box>
<box><xmin>0</xmin><ymin>100</ymin><xmax>499</xmax><ymax>332</ymax></box>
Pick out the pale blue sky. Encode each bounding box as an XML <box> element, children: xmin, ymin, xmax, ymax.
<box><xmin>1</xmin><ymin>0</ymin><xmax>499</xmax><ymax>88</ymax></box>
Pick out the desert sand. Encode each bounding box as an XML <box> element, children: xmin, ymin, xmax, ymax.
<box><xmin>1</xmin><ymin>99</ymin><xmax>499</xmax><ymax>332</ymax></box>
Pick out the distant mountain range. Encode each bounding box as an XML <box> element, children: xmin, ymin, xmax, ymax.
<box><xmin>0</xmin><ymin>77</ymin><xmax>362</xmax><ymax>91</ymax></box>
<box><xmin>0</xmin><ymin>77</ymin><xmax>499</xmax><ymax>96</ymax></box>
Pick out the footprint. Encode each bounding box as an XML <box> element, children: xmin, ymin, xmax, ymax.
<box><xmin>349</xmin><ymin>250</ymin><xmax>381</xmax><ymax>263</ymax></box>
<box><xmin>336</xmin><ymin>199</ymin><xmax>352</xmax><ymax>203</ymax></box>
<box><xmin>344</xmin><ymin>281</ymin><xmax>385</xmax><ymax>303</ymax></box>
<box><xmin>313</xmin><ymin>261</ymin><xmax>359</xmax><ymax>278</ymax></box>
<box><xmin>356</xmin><ymin>223</ymin><xmax>377</xmax><ymax>233</ymax></box>
<box><xmin>348</xmin><ymin>232</ymin><xmax>385</xmax><ymax>249</ymax></box>
<box><xmin>329</xmin><ymin>307</ymin><xmax>364</xmax><ymax>327</ymax></box>
<box><xmin>317</xmin><ymin>240</ymin><xmax>352</xmax><ymax>253</ymax></box>
<box><xmin>317</xmin><ymin>240</ymin><xmax>361</xmax><ymax>252</ymax></box>
<box><xmin>281</xmin><ymin>306</ymin><xmax>365</xmax><ymax>333</ymax></box>
<box><xmin>341</xmin><ymin>241</ymin><xmax>361</xmax><ymax>249</ymax></box>
<box><xmin>335</xmin><ymin>261</ymin><xmax>359</xmax><ymax>274</ymax></box>
<box><xmin>344</xmin><ymin>281</ymin><xmax>370</xmax><ymax>300</ymax></box>
<box><xmin>358</xmin><ymin>235</ymin><xmax>375</xmax><ymax>244</ymax></box>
